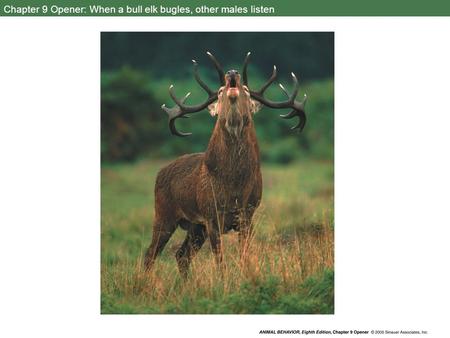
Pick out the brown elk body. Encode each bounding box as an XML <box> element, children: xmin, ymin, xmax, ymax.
<box><xmin>144</xmin><ymin>52</ymin><xmax>307</xmax><ymax>277</ymax></box>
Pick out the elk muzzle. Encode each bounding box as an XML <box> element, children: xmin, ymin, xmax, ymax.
<box><xmin>225</xmin><ymin>70</ymin><xmax>240</xmax><ymax>102</ymax></box>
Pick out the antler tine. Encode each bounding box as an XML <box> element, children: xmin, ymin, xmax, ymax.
<box><xmin>206</xmin><ymin>51</ymin><xmax>225</xmax><ymax>86</ymax></box>
<box><xmin>163</xmin><ymin>83</ymin><xmax>217</xmax><ymax>136</ymax></box>
<box><xmin>280</xmin><ymin>94</ymin><xmax>308</xmax><ymax>131</ymax></box>
<box><xmin>247</xmin><ymin>62</ymin><xmax>307</xmax><ymax>132</ymax></box>
<box><xmin>168</xmin><ymin>115</ymin><xmax>191</xmax><ymax>137</ymax></box>
<box><xmin>242</xmin><ymin>51</ymin><xmax>251</xmax><ymax>86</ymax></box>
<box><xmin>256</xmin><ymin>65</ymin><xmax>277</xmax><ymax>95</ymax></box>
<box><xmin>192</xmin><ymin>60</ymin><xmax>215</xmax><ymax>96</ymax></box>
<box><xmin>162</xmin><ymin>92</ymin><xmax>192</xmax><ymax>137</ymax></box>
<box><xmin>285</xmin><ymin>108</ymin><xmax>307</xmax><ymax>131</ymax></box>
<box><xmin>168</xmin><ymin>85</ymin><xmax>186</xmax><ymax>108</ymax></box>
<box><xmin>278</xmin><ymin>83</ymin><xmax>289</xmax><ymax>98</ymax></box>
<box><xmin>162</xmin><ymin>56</ymin><xmax>220</xmax><ymax>137</ymax></box>
<box><xmin>288</xmin><ymin>72</ymin><xmax>300</xmax><ymax>103</ymax></box>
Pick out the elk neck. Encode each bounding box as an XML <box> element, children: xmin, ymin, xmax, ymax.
<box><xmin>222</xmin><ymin>103</ymin><xmax>245</xmax><ymax>138</ymax></box>
<box><xmin>204</xmin><ymin>109</ymin><xmax>259</xmax><ymax>183</ymax></box>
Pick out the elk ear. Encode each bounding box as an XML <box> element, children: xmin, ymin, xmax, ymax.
<box><xmin>208</xmin><ymin>102</ymin><xmax>218</xmax><ymax>117</ymax></box>
<box><xmin>251</xmin><ymin>99</ymin><xmax>262</xmax><ymax>114</ymax></box>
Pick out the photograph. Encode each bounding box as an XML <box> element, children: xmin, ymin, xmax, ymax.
<box><xmin>101</xmin><ymin>32</ymin><xmax>334</xmax><ymax>314</ymax></box>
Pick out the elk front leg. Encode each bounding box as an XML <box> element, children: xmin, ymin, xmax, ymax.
<box><xmin>238</xmin><ymin>210</ymin><xmax>254</xmax><ymax>262</ymax></box>
<box><xmin>206</xmin><ymin>221</ymin><xmax>224</xmax><ymax>272</ymax></box>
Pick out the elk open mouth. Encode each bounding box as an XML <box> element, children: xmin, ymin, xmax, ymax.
<box><xmin>225</xmin><ymin>70</ymin><xmax>240</xmax><ymax>100</ymax></box>
<box><xmin>226</xmin><ymin>76</ymin><xmax>239</xmax><ymax>99</ymax></box>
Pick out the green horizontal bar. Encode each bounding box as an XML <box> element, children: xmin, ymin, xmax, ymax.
<box><xmin>1</xmin><ymin>0</ymin><xmax>450</xmax><ymax>16</ymax></box>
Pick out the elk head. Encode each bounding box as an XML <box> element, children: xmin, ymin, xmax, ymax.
<box><xmin>162</xmin><ymin>52</ymin><xmax>307</xmax><ymax>137</ymax></box>
<box><xmin>206</xmin><ymin>69</ymin><xmax>262</xmax><ymax>138</ymax></box>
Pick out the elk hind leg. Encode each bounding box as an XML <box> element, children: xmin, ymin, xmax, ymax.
<box><xmin>144</xmin><ymin>221</ymin><xmax>176</xmax><ymax>272</ymax></box>
<box><xmin>238</xmin><ymin>210</ymin><xmax>255</xmax><ymax>263</ymax></box>
<box><xmin>176</xmin><ymin>223</ymin><xmax>206</xmax><ymax>279</ymax></box>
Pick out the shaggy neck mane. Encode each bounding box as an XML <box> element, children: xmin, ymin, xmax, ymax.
<box><xmin>204</xmin><ymin>109</ymin><xmax>259</xmax><ymax>183</ymax></box>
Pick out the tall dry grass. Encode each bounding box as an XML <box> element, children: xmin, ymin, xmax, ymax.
<box><xmin>101</xmin><ymin>159</ymin><xmax>334</xmax><ymax>313</ymax></box>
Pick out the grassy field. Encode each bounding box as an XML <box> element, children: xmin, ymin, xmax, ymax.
<box><xmin>101</xmin><ymin>158</ymin><xmax>334</xmax><ymax>314</ymax></box>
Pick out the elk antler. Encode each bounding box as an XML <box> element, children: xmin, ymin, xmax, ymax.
<box><xmin>206</xmin><ymin>51</ymin><xmax>225</xmax><ymax>86</ymax></box>
<box><xmin>162</xmin><ymin>51</ymin><xmax>225</xmax><ymax>137</ymax></box>
<box><xmin>242</xmin><ymin>52</ymin><xmax>307</xmax><ymax>131</ymax></box>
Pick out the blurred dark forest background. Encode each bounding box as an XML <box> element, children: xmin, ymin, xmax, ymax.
<box><xmin>101</xmin><ymin>32</ymin><xmax>334</xmax><ymax>163</ymax></box>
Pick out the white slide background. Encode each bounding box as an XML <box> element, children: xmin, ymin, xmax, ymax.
<box><xmin>0</xmin><ymin>17</ymin><xmax>449</xmax><ymax>338</ymax></box>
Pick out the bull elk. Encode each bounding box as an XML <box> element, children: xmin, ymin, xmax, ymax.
<box><xmin>144</xmin><ymin>52</ymin><xmax>307</xmax><ymax>278</ymax></box>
